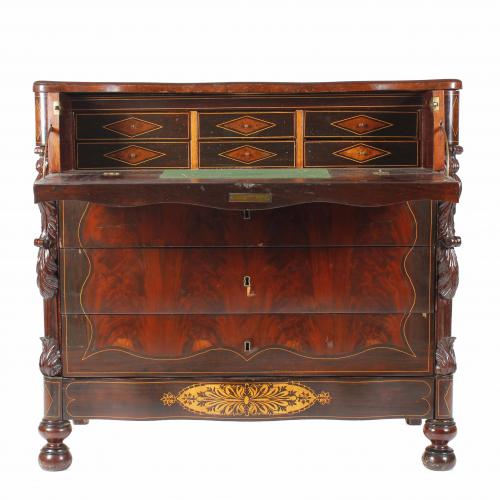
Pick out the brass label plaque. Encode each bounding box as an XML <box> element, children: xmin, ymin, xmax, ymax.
<box><xmin>228</xmin><ymin>192</ymin><xmax>272</xmax><ymax>203</ymax></box>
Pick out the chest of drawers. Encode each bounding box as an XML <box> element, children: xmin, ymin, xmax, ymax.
<box><xmin>33</xmin><ymin>80</ymin><xmax>462</xmax><ymax>471</ymax></box>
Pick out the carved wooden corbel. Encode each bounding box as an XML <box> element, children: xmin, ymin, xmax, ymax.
<box><xmin>35</xmin><ymin>200</ymin><xmax>58</xmax><ymax>299</ymax></box>
<box><xmin>437</xmin><ymin>144</ymin><xmax>462</xmax><ymax>300</ymax></box>
<box><xmin>35</xmin><ymin>135</ymin><xmax>61</xmax><ymax>376</ymax></box>
<box><xmin>436</xmin><ymin>337</ymin><xmax>456</xmax><ymax>375</ymax></box>
<box><xmin>39</xmin><ymin>337</ymin><xmax>62</xmax><ymax>377</ymax></box>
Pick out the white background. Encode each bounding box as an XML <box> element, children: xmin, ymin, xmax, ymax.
<box><xmin>0</xmin><ymin>1</ymin><xmax>498</xmax><ymax>498</ymax></box>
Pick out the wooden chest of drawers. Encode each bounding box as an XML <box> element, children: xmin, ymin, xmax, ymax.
<box><xmin>33</xmin><ymin>79</ymin><xmax>462</xmax><ymax>471</ymax></box>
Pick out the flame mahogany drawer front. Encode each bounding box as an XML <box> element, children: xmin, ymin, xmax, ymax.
<box><xmin>34</xmin><ymin>80</ymin><xmax>463</xmax><ymax>471</ymax></box>
<box><xmin>60</xmin><ymin>201</ymin><xmax>434</xmax><ymax>248</ymax></box>
<box><xmin>62</xmin><ymin>313</ymin><xmax>433</xmax><ymax>376</ymax></box>
<box><xmin>59</xmin><ymin>201</ymin><xmax>434</xmax><ymax>376</ymax></box>
<box><xmin>61</xmin><ymin>246</ymin><xmax>433</xmax><ymax>315</ymax></box>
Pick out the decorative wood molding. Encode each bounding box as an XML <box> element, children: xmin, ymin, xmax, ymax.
<box><xmin>161</xmin><ymin>382</ymin><xmax>332</xmax><ymax>417</ymax></box>
<box><xmin>35</xmin><ymin>201</ymin><xmax>58</xmax><ymax>299</ymax></box>
<box><xmin>435</xmin><ymin>337</ymin><xmax>456</xmax><ymax>375</ymax></box>
<box><xmin>34</xmin><ymin>145</ymin><xmax>45</xmax><ymax>180</ymax></box>
<box><xmin>437</xmin><ymin>144</ymin><xmax>462</xmax><ymax>300</ymax></box>
<box><xmin>39</xmin><ymin>337</ymin><xmax>62</xmax><ymax>377</ymax></box>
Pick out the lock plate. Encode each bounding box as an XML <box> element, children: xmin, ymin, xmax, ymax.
<box><xmin>229</xmin><ymin>193</ymin><xmax>272</xmax><ymax>203</ymax></box>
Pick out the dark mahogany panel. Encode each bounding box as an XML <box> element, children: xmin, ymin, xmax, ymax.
<box><xmin>75</xmin><ymin>112</ymin><xmax>189</xmax><ymax>140</ymax></box>
<box><xmin>60</xmin><ymin>201</ymin><xmax>433</xmax><ymax>248</ymax></box>
<box><xmin>76</xmin><ymin>142</ymin><xmax>189</xmax><ymax>169</ymax></box>
<box><xmin>199</xmin><ymin>112</ymin><xmax>294</xmax><ymax>139</ymax></box>
<box><xmin>305</xmin><ymin>141</ymin><xmax>418</xmax><ymax>167</ymax></box>
<box><xmin>61</xmin><ymin>247</ymin><xmax>433</xmax><ymax>314</ymax></box>
<box><xmin>305</xmin><ymin>111</ymin><xmax>418</xmax><ymax>138</ymax></box>
<box><xmin>199</xmin><ymin>141</ymin><xmax>295</xmax><ymax>168</ymax></box>
<box><xmin>62</xmin><ymin>313</ymin><xmax>432</xmax><ymax>375</ymax></box>
<box><xmin>63</xmin><ymin>378</ymin><xmax>434</xmax><ymax>420</ymax></box>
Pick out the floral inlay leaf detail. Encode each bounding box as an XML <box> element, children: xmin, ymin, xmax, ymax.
<box><xmin>161</xmin><ymin>382</ymin><xmax>331</xmax><ymax>417</ymax></box>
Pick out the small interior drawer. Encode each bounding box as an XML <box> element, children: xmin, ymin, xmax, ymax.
<box><xmin>199</xmin><ymin>141</ymin><xmax>295</xmax><ymax>168</ymax></box>
<box><xmin>76</xmin><ymin>142</ymin><xmax>189</xmax><ymax>169</ymax></box>
<box><xmin>75</xmin><ymin>112</ymin><xmax>189</xmax><ymax>140</ymax></box>
<box><xmin>305</xmin><ymin>141</ymin><xmax>418</xmax><ymax>167</ymax></box>
<box><xmin>305</xmin><ymin>111</ymin><xmax>418</xmax><ymax>138</ymax></box>
<box><xmin>199</xmin><ymin>112</ymin><xmax>295</xmax><ymax>139</ymax></box>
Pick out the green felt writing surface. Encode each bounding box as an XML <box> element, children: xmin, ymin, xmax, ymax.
<box><xmin>160</xmin><ymin>168</ymin><xmax>331</xmax><ymax>180</ymax></box>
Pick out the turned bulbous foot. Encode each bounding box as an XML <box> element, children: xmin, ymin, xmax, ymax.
<box><xmin>422</xmin><ymin>419</ymin><xmax>457</xmax><ymax>471</ymax></box>
<box><xmin>38</xmin><ymin>419</ymin><xmax>72</xmax><ymax>471</ymax></box>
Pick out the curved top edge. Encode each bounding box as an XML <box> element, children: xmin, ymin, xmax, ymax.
<box><xmin>33</xmin><ymin>79</ymin><xmax>462</xmax><ymax>93</ymax></box>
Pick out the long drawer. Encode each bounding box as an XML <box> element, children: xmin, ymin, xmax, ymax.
<box><xmin>63</xmin><ymin>378</ymin><xmax>434</xmax><ymax>419</ymax></box>
<box><xmin>62</xmin><ymin>313</ymin><xmax>432</xmax><ymax>376</ymax></box>
<box><xmin>60</xmin><ymin>201</ymin><xmax>434</xmax><ymax>248</ymax></box>
<box><xmin>61</xmin><ymin>247</ymin><xmax>433</xmax><ymax>314</ymax></box>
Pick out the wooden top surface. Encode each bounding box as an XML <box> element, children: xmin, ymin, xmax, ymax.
<box><xmin>34</xmin><ymin>168</ymin><xmax>460</xmax><ymax>208</ymax></box>
<box><xmin>33</xmin><ymin>79</ymin><xmax>462</xmax><ymax>94</ymax></box>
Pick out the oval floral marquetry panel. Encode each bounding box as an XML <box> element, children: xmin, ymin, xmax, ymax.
<box><xmin>160</xmin><ymin>382</ymin><xmax>331</xmax><ymax>417</ymax></box>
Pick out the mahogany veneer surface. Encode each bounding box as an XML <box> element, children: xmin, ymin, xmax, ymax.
<box><xmin>33</xmin><ymin>80</ymin><xmax>462</xmax><ymax>471</ymax></box>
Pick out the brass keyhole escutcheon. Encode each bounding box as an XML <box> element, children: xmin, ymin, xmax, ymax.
<box><xmin>244</xmin><ymin>340</ymin><xmax>252</xmax><ymax>352</ymax></box>
<box><xmin>243</xmin><ymin>275</ymin><xmax>252</xmax><ymax>296</ymax></box>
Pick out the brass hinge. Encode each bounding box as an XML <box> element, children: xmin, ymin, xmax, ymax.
<box><xmin>431</xmin><ymin>96</ymin><xmax>440</xmax><ymax>112</ymax></box>
<box><xmin>53</xmin><ymin>101</ymin><xmax>61</xmax><ymax>115</ymax></box>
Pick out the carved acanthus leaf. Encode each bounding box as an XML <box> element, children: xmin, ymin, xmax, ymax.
<box><xmin>437</xmin><ymin>144</ymin><xmax>462</xmax><ymax>300</ymax></box>
<box><xmin>436</xmin><ymin>337</ymin><xmax>457</xmax><ymax>375</ymax></box>
<box><xmin>39</xmin><ymin>337</ymin><xmax>62</xmax><ymax>377</ymax></box>
<box><xmin>35</xmin><ymin>201</ymin><xmax>58</xmax><ymax>299</ymax></box>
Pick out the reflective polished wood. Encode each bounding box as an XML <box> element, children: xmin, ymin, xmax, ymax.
<box><xmin>33</xmin><ymin>80</ymin><xmax>462</xmax><ymax>471</ymax></box>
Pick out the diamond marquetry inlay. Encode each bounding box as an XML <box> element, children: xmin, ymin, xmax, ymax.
<box><xmin>333</xmin><ymin>143</ymin><xmax>390</xmax><ymax>163</ymax></box>
<box><xmin>219</xmin><ymin>145</ymin><xmax>277</xmax><ymax>164</ymax></box>
<box><xmin>102</xmin><ymin>117</ymin><xmax>163</xmax><ymax>137</ymax></box>
<box><xmin>331</xmin><ymin>115</ymin><xmax>393</xmax><ymax>135</ymax></box>
<box><xmin>217</xmin><ymin>115</ymin><xmax>276</xmax><ymax>136</ymax></box>
<box><xmin>104</xmin><ymin>145</ymin><xmax>165</xmax><ymax>165</ymax></box>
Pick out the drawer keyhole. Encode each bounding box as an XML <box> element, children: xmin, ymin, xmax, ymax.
<box><xmin>244</xmin><ymin>340</ymin><xmax>252</xmax><ymax>352</ymax></box>
<box><xmin>243</xmin><ymin>209</ymin><xmax>251</xmax><ymax>220</ymax></box>
<box><xmin>243</xmin><ymin>275</ymin><xmax>253</xmax><ymax>296</ymax></box>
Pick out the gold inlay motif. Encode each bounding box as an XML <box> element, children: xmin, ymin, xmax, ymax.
<box><xmin>160</xmin><ymin>382</ymin><xmax>331</xmax><ymax>417</ymax></box>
